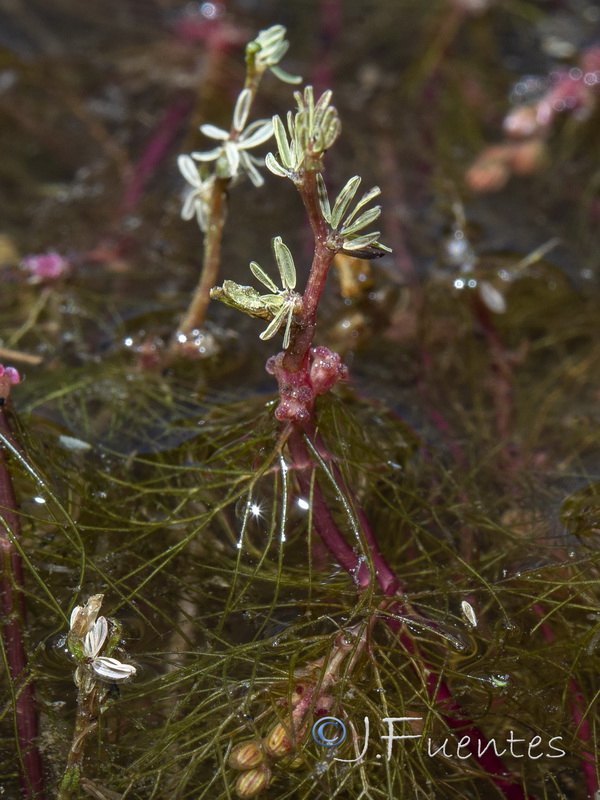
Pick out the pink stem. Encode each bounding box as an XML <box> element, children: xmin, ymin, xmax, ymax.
<box><xmin>312</xmin><ymin>0</ymin><xmax>343</xmax><ymax>95</ymax></box>
<box><xmin>0</xmin><ymin>409</ymin><xmax>45</xmax><ymax>799</ymax></box>
<box><xmin>288</xmin><ymin>429</ymin><xmax>370</xmax><ymax>588</ymax></box>
<box><xmin>117</xmin><ymin>93</ymin><xmax>194</xmax><ymax>220</ymax></box>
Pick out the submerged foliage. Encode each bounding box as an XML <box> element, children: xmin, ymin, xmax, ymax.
<box><xmin>1</xmin><ymin>285</ymin><xmax>600</xmax><ymax>799</ymax></box>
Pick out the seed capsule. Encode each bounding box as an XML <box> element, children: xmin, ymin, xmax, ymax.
<box><xmin>229</xmin><ymin>740</ymin><xmax>264</xmax><ymax>771</ymax></box>
<box><xmin>264</xmin><ymin>721</ymin><xmax>294</xmax><ymax>757</ymax></box>
<box><xmin>235</xmin><ymin>765</ymin><xmax>271</xmax><ymax>798</ymax></box>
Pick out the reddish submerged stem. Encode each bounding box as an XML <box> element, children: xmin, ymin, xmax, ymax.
<box><xmin>533</xmin><ymin>603</ymin><xmax>597</xmax><ymax>798</ymax></box>
<box><xmin>288</xmin><ymin>428</ymin><xmax>370</xmax><ymax>588</ymax></box>
<box><xmin>0</xmin><ymin>404</ymin><xmax>45</xmax><ymax>800</ymax></box>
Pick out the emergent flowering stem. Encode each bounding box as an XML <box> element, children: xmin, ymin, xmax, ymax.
<box><xmin>59</xmin><ymin>596</ymin><xmax>136</xmax><ymax>800</ymax></box>
<box><xmin>283</xmin><ymin>169</ymin><xmax>334</xmax><ymax>372</ymax></box>
<box><xmin>176</xmin><ymin>177</ymin><xmax>228</xmax><ymax>340</ymax></box>
<box><xmin>175</xmin><ymin>25</ymin><xmax>298</xmax><ymax>342</ymax></box>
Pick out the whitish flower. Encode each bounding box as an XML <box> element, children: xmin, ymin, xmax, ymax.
<box><xmin>70</xmin><ymin>595</ymin><xmax>136</xmax><ymax>682</ymax></box>
<box><xmin>83</xmin><ymin>615</ymin><xmax>137</xmax><ymax>682</ymax></box>
<box><xmin>317</xmin><ymin>174</ymin><xmax>392</xmax><ymax>258</ymax></box>
<box><xmin>177</xmin><ymin>154</ymin><xmax>214</xmax><ymax>232</ymax></box>
<box><xmin>247</xmin><ymin>25</ymin><xmax>301</xmax><ymax>85</ymax></box>
<box><xmin>249</xmin><ymin>236</ymin><xmax>303</xmax><ymax>349</ymax></box>
<box><xmin>191</xmin><ymin>89</ymin><xmax>273</xmax><ymax>187</ymax></box>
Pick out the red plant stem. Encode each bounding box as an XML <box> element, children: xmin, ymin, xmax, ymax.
<box><xmin>533</xmin><ymin>603</ymin><xmax>597</xmax><ymax>798</ymax></box>
<box><xmin>284</xmin><ymin>169</ymin><xmax>336</xmax><ymax>372</ymax></box>
<box><xmin>0</xmin><ymin>408</ymin><xmax>45</xmax><ymax>800</ymax></box>
<box><xmin>288</xmin><ymin>428</ymin><xmax>370</xmax><ymax>588</ymax></box>
<box><xmin>289</xmin><ymin>426</ymin><xmax>399</xmax><ymax>595</ymax></box>
<box><xmin>320</xmin><ymin>440</ymin><xmax>401</xmax><ymax>596</ymax></box>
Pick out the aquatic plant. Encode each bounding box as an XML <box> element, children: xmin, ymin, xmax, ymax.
<box><xmin>2</xmin><ymin>6</ymin><xmax>600</xmax><ymax>800</ymax></box>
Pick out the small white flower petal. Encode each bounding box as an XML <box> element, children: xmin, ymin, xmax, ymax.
<box><xmin>177</xmin><ymin>154</ymin><xmax>201</xmax><ymax>187</ymax></box>
<box><xmin>282</xmin><ymin>305</ymin><xmax>294</xmax><ymax>349</ymax></box>
<box><xmin>238</xmin><ymin>120</ymin><xmax>273</xmax><ymax>150</ymax></box>
<box><xmin>314</xmin><ymin>89</ymin><xmax>333</xmax><ymax>127</ymax></box>
<box><xmin>92</xmin><ymin>656</ymin><xmax>137</xmax><ymax>681</ymax></box>
<box><xmin>70</xmin><ymin>606</ymin><xmax>83</xmax><ymax>630</ymax></box>
<box><xmin>341</xmin><ymin>206</ymin><xmax>381</xmax><ymax>237</ymax></box>
<box><xmin>191</xmin><ymin>147</ymin><xmax>223</xmax><ymax>162</ymax></box>
<box><xmin>461</xmin><ymin>600</ymin><xmax>478</xmax><ymax>627</ymax></box>
<box><xmin>260</xmin><ymin>303</ymin><xmax>288</xmax><ymax>341</ymax></box>
<box><xmin>233</xmin><ymin>88</ymin><xmax>252</xmax><ymax>132</ymax></box>
<box><xmin>239</xmin><ymin>152</ymin><xmax>264</xmax><ymax>187</ymax></box>
<box><xmin>256</xmin><ymin>24</ymin><xmax>285</xmax><ymax>46</ymax></box>
<box><xmin>273</xmin><ymin>115</ymin><xmax>292</xmax><ymax>169</ymax></box>
<box><xmin>199</xmin><ymin>124</ymin><xmax>230</xmax><ymax>141</ymax></box>
<box><xmin>342</xmin><ymin>232</ymin><xmax>381</xmax><ymax>250</ymax></box>
<box><xmin>58</xmin><ymin>435</ymin><xmax>92</xmax><ymax>452</ymax></box>
<box><xmin>253</xmin><ymin>25</ymin><xmax>290</xmax><ymax>68</ymax></box>
<box><xmin>343</xmin><ymin>186</ymin><xmax>381</xmax><ymax>224</ymax></box>
<box><xmin>224</xmin><ymin>141</ymin><xmax>240</xmax><ymax>176</ymax></box>
<box><xmin>84</xmin><ymin>616</ymin><xmax>108</xmax><ymax>659</ymax></box>
<box><xmin>194</xmin><ymin>199</ymin><xmax>208</xmax><ymax>232</ymax></box>
<box><xmin>69</xmin><ymin>594</ymin><xmax>104</xmax><ymax>638</ymax></box>
<box><xmin>331</xmin><ymin>176</ymin><xmax>361</xmax><ymax>230</ymax></box>
<box><xmin>273</xmin><ymin>237</ymin><xmax>296</xmax><ymax>290</ymax></box>
<box><xmin>181</xmin><ymin>189</ymin><xmax>198</xmax><ymax>221</ymax></box>
<box><xmin>270</xmin><ymin>64</ymin><xmax>302</xmax><ymax>85</ymax></box>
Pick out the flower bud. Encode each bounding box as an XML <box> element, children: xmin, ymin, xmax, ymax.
<box><xmin>235</xmin><ymin>765</ymin><xmax>271</xmax><ymax>798</ymax></box>
<box><xmin>229</xmin><ymin>740</ymin><xmax>264</xmax><ymax>771</ymax></box>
